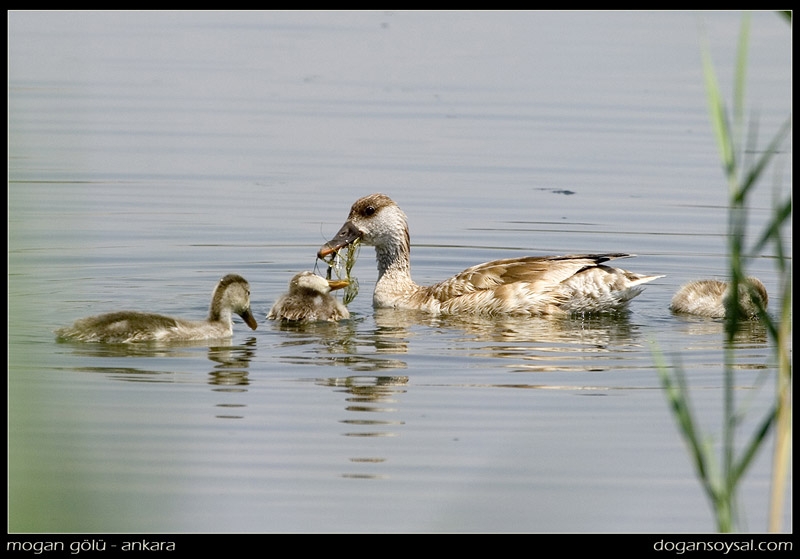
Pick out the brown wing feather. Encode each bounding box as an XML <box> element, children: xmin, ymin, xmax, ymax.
<box><xmin>429</xmin><ymin>254</ymin><xmax>632</xmax><ymax>299</ymax></box>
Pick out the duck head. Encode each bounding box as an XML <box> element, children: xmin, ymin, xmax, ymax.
<box><xmin>291</xmin><ymin>271</ymin><xmax>349</xmax><ymax>294</ymax></box>
<box><xmin>214</xmin><ymin>274</ymin><xmax>258</xmax><ymax>330</ymax></box>
<box><xmin>317</xmin><ymin>193</ymin><xmax>408</xmax><ymax>259</ymax></box>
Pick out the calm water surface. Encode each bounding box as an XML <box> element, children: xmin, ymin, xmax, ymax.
<box><xmin>8</xmin><ymin>11</ymin><xmax>791</xmax><ymax>534</ymax></box>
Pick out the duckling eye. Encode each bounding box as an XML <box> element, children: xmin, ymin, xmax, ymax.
<box><xmin>364</xmin><ymin>206</ymin><xmax>376</xmax><ymax>216</ymax></box>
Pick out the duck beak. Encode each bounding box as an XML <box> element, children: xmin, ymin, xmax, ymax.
<box><xmin>239</xmin><ymin>309</ymin><xmax>258</xmax><ymax>330</ymax></box>
<box><xmin>327</xmin><ymin>279</ymin><xmax>350</xmax><ymax>291</ymax></box>
<box><xmin>318</xmin><ymin>221</ymin><xmax>363</xmax><ymax>259</ymax></box>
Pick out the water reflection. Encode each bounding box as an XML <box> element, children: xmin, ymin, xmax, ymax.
<box><xmin>208</xmin><ymin>369</ymin><xmax>250</xmax><ymax>388</ymax></box>
<box><xmin>270</xmin><ymin>317</ymin><xmax>408</xmax><ymax>371</ymax></box>
<box><xmin>207</xmin><ymin>338</ymin><xmax>256</xmax><ymax>418</ymax></box>
<box><xmin>665</xmin><ymin>314</ymin><xmax>772</xmax><ymax>376</ymax></box>
<box><xmin>55</xmin><ymin>337</ymin><xmax>226</xmax><ymax>359</ymax></box>
<box><xmin>435</xmin><ymin>313</ymin><xmax>639</xmax><ymax>345</ymax></box>
<box><xmin>669</xmin><ymin>314</ymin><xmax>769</xmax><ymax>345</ymax></box>
<box><xmin>269</xmin><ymin>306</ymin><xmax>667</xmax><ymax>374</ymax></box>
<box><xmin>207</xmin><ymin>336</ymin><xmax>257</xmax><ymax>371</ymax></box>
<box><xmin>373</xmin><ymin>308</ymin><xmax>650</xmax><ymax>373</ymax></box>
<box><xmin>55</xmin><ymin>337</ymin><xmax>257</xmax><ymax>418</ymax></box>
<box><xmin>56</xmin><ymin>337</ymin><xmax>256</xmax><ymax>360</ymax></box>
<box><xmin>318</xmin><ymin>375</ymin><xmax>409</xmax><ymax>480</ymax></box>
<box><xmin>59</xmin><ymin>366</ymin><xmax>181</xmax><ymax>384</ymax></box>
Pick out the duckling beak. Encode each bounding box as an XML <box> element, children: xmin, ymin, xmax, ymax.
<box><xmin>318</xmin><ymin>221</ymin><xmax>362</xmax><ymax>259</ymax></box>
<box><xmin>239</xmin><ymin>309</ymin><xmax>258</xmax><ymax>330</ymax></box>
<box><xmin>327</xmin><ymin>279</ymin><xmax>350</xmax><ymax>291</ymax></box>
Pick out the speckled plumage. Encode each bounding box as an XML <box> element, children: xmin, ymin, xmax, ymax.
<box><xmin>670</xmin><ymin>278</ymin><xmax>768</xmax><ymax>319</ymax></box>
<box><xmin>318</xmin><ymin>193</ymin><xmax>663</xmax><ymax>316</ymax></box>
<box><xmin>267</xmin><ymin>271</ymin><xmax>350</xmax><ymax>322</ymax></box>
<box><xmin>55</xmin><ymin>274</ymin><xmax>258</xmax><ymax>342</ymax></box>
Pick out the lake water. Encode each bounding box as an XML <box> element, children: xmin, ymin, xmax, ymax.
<box><xmin>8</xmin><ymin>10</ymin><xmax>791</xmax><ymax>537</ymax></box>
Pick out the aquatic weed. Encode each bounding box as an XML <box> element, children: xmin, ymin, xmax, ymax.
<box><xmin>653</xmin><ymin>12</ymin><xmax>791</xmax><ymax>533</ymax></box>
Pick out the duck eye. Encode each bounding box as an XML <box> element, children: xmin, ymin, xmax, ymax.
<box><xmin>365</xmin><ymin>206</ymin><xmax>376</xmax><ymax>216</ymax></box>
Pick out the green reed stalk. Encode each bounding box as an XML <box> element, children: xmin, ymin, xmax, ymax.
<box><xmin>654</xmin><ymin>12</ymin><xmax>791</xmax><ymax>532</ymax></box>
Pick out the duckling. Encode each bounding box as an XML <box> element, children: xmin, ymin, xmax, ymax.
<box><xmin>670</xmin><ymin>277</ymin><xmax>768</xmax><ymax>319</ymax></box>
<box><xmin>55</xmin><ymin>274</ymin><xmax>258</xmax><ymax>342</ymax></box>
<box><xmin>318</xmin><ymin>193</ymin><xmax>663</xmax><ymax>316</ymax></box>
<box><xmin>267</xmin><ymin>271</ymin><xmax>350</xmax><ymax>322</ymax></box>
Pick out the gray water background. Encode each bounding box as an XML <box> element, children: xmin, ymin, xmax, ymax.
<box><xmin>8</xmin><ymin>10</ymin><xmax>792</xmax><ymax>533</ymax></box>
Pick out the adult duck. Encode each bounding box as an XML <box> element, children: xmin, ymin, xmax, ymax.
<box><xmin>267</xmin><ymin>271</ymin><xmax>351</xmax><ymax>322</ymax></box>
<box><xmin>318</xmin><ymin>193</ymin><xmax>663</xmax><ymax>316</ymax></box>
<box><xmin>670</xmin><ymin>277</ymin><xmax>768</xmax><ymax>319</ymax></box>
<box><xmin>56</xmin><ymin>274</ymin><xmax>258</xmax><ymax>342</ymax></box>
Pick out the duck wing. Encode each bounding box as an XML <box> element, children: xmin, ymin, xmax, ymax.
<box><xmin>433</xmin><ymin>254</ymin><xmax>632</xmax><ymax>296</ymax></box>
<box><xmin>421</xmin><ymin>254</ymin><xmax>640</xmax><ymax>315</ymax></box>
<box><xmin>57</xmin><ymin>311</ymin><xmax>184</xmax><ymax>342</ymax></box>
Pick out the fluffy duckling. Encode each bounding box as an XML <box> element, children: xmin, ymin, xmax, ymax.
<box><xmin>670</xmin><ymin>277</ymin><xmax>768</xmax><ymax>319</ymax></box>
<box><xmin>55</xmin><ymin>274</ymin><xmax>258</xmax><ymax>343</ymax></box>
<box><xmin>267</xmin><ymin>271</ymin><xmax>350</xmax><ymax>322</ymax></box>
<box><xmin>318</xmin><ymin>193</ymin><xmax>662</xmax><ymax>316</ymax></box>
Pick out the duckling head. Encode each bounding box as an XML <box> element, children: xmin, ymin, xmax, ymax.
<box><xmin>291</xmin><ymin>271</ymin><xmax>349</xmax><ymax>295</ymax></box>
